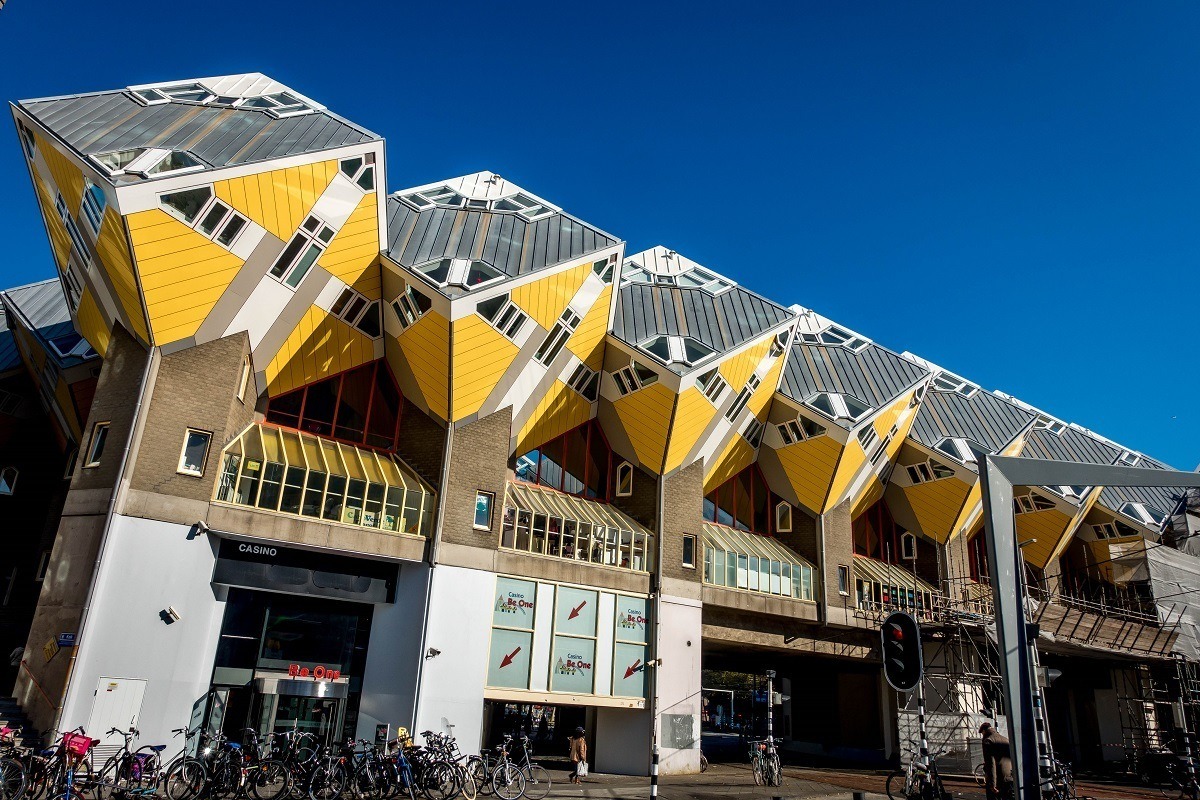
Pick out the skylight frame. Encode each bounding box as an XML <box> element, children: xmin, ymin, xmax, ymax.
<box><xmin>804</xmin><ymin>391</ymin><xmax>873</xmax><ymax>424</ymax></box>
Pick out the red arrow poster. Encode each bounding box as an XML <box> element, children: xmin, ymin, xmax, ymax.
<box><xmin>499</xmin><ymin>646</ymin><xmax>521</xmax><ymax>669</ymax></box>
<box><xmin>568</xmin><ymin>601</ymin><xmax>587</xmax><ymax>620</ymax></box>
<box><xmin>624</xmin><ymin>659</ymin><xmax>642</xmax><ymax>679</ymax></box>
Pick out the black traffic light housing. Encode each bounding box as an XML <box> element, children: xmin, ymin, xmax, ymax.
<box><xmin>881</xmin><ymin>611</ymin><xmax>923</xmax><ymax>692</ymax></box>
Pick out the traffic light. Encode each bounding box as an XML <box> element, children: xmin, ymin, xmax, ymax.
<box><xmin>881</xmin><ymin>611</ymin><xmax>923</xmax><ymax>692</ymax></box>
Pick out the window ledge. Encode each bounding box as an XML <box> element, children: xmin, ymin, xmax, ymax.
<box><xmin>210</xmin><ymin>499</ymin><xmax>431</xmax><ymax>540</ymax></box>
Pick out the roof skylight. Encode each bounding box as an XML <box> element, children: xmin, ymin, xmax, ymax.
<box><xmin>1120</xmin><ymin>501</ymin><xmax>1166</xmax><ymax>528</ymax></box>
<box><xmin>934</xmin><ymin>437</ymin><xmax>987</xmax><ymax>465</ymax></box>
<box><xmin>805</xmin><ymin>391</ymin><xmax>872</xmax><ymax>423</ymax></box>
<box><xmin>620</xmin><ymin>261</ymin><xmax>733</xmax><ymax>294</ymax></box>
<box><xmin>127</xmin><ymin>83</ymin><xmax>317</xmax><ymax>118</ymax></box>
<box><xmin>399</xmin><ymin>187</ymin><xmax>555</xmax><ymax>220</ymax></box>
<box><xmin>639</xmin><ymin>335</ymin><xmax>715</xmax><ymax>367</ymax></box>
<box><xmin>90</xmin><ymin>147</ymin><xmax>204</xmax><ymax>179</ymax></box>
<box><xmin>797</xmin><ymin>325</ymin><xmax>869</xmax><ymax>351</ymax></box>
<box><xmin>930</xmin><ymin>372</ymin><xmax>979</xmax><ymax>397</ymax></box>
<box><xmin>415</xmin><ymin>257</ymin><xmax>504</xmax><ymax>292</ymax></box>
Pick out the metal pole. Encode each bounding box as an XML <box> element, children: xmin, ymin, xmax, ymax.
<box><xmin>650</xmin><ymin>744</ymin><xmax>659</xmax><ymax>800</ymax></box>
<box><xmin>766</xmin><ymin>669</ymin><xmax>775</xmax><ymax>745</ymax></box>
<box><xmin>917</xmin><ymin>681</ymin><xmax>929</xmax><ymax>767</ymax></box>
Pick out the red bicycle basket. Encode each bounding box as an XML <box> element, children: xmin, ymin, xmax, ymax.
<box><xmin>61</xmin><ymin>733</ymin><xmax>94</xmax><ymax>757</ymax></box>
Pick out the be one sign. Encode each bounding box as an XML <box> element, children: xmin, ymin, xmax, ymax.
<box><xmin>288</xmin><ymin>663</ymin><xmax>342</xmax><ymax>681</ymax></box>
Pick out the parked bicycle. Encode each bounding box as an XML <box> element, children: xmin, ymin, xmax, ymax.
<box><xmin>748</xmin><ymin>737</ymin><xmax>782</xmax><ymax>788</ymax></box>
<box><xmin>886</xmin><ymin>744</ymin><xmax>949</xmax><ymax>800</ymax></box>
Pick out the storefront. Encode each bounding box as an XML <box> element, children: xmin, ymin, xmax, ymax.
<box><xmin>206</xmin><ymin>539</ymin><xmax>399</xmax><ymax>744</ymax></box>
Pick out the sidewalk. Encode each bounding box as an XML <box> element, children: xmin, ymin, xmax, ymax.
<box><xmin>540</xmin><ymin>763</ymin><xmax>888</xmax><ymax>799</ymax></box>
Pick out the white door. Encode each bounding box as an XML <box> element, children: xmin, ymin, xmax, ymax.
<box><xmin>86</xmin><ymin>677</ymin><xmax>147</xmax><ymax>763</ymax></box>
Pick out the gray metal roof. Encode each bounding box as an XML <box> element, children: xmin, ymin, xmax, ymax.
<box><xmin>1022</xmin><ymin>426</ymin><xmax>1121</xmax><ymax>466</ymax></box>
<box><xmin>383</xmin><ymin>196</ymin><xmax>619</xmax><ymax>292</ymax></box>
<box><xmin>17</xmin><ymin>90</ymin><xmax>377</xmax><ymax>175</ymax></box>
<box><xmin>910</xmin><ymin>388</ymin><xmax>1035</xmax><ymax>453</ymax></box>
<box><xmin>0</xmin><ymin>306</ymin><xmax>18</xmax><ymax>375</ymax></box>
<box><xmin>1</xmin><ymin>278</ymin><xmax>97</xmax><ymax>369</ymax></box>
<box><xmin>1098</xmin><ymin>455</ymin><xmax>1186</xmax><ymax>522</ymax></box>
<box><xmin>611</xmin><ymin>282</ymin><xmax>794</xmax><ymax>366</ymax></box>
<box><xmin>779</xmin><ymin>341</ymin><xmax>929</xmax><ymax>419</ymax></box>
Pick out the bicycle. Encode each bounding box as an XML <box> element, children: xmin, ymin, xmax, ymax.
<box><xmin>886</xmin><ymin>745</ymin><xmax>949</xmax><ymax>800</ymax></box>
<box><xmin>748</xmin><ymin>737</ymin><xmax>782</xmax><ymax>788</ymax></box>
<box><xmin>479</xmin><ymin>736</ymin><xmax>523</xmax><ymax>800</ymax></box>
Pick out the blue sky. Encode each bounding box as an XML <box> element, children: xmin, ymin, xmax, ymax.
<box><xmin>1</xmin><ymin>2</ymin><xmax>1197</xmax><ymax>467</ymax></box>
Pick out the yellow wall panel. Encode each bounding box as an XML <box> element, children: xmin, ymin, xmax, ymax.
<box><xmin>826</xmin><ymin>441</ymin><xmax>866</xmax><ymax>513</ymax></box>
<box><xmin>872</xmin><ymin>392</ymin><xmax>911</xmax><ymax>438</ymax></box>
<box><xmin>891</xmin><ymin>478</ymin><xmax>973</xmax><ymax>544</ymax></box>
<box><xmin>127</xmin><ymin>209</ymin><xmax>243</xmax><ymax>345</ymax></box>
<box><xmin>451</xmin><ymin>314</ymin><xmax>520</xmax><ymax>421</ymax></box>
<box><xmin>747</xmin><ymin>355</ymin><xmax>785</xmax><ymax>419</ymax></box>
<box><xmin>515</xmin><ymin>380</ymin><xmax>593</xmax><ymax>456</ymax></box>
<box><xmin>213</xmin><ymin>159</ymin><xmax>337</xmax><ymax>242</ymax></box>
<box><xmin>75</xmin><ymin>288</ymin><xmax>111</xmax><ymax>358</ymax></box>
<box><xmin>704</xmin><ymin>435</ymin><xmax>756</xmax><ymax>493</ymax></box>
<box><xmin>663</xmin><ymin>387</ymin><xmax>718</xmax><ymax>473</ymax></box>
<box><xmin>395</xmin><ymin>311</ymin><xmax>449</xmax><ymax>420</ymax></box>
<box><xmin>30</xmin><ymin>169</ymin><xmax>71</xmax><ymax>269</ymax></box>
<box><xmin>773</xmin><ymin>435</ymin><xmax>843</xmax><ymax>514</ymax></box>
<box><xmin>35</xmin><ymin>133</ymin><xmax>85</xmax><ymax>211</ymax></box>
<box><xmin>612</xmin><ymin>382</ymin><xmax>676</xmax><ymax>471</ymax></box>
<box><xmin>52</xmin><ymin>378</ymin><xmax>82</xmax><ymax>442</ymax></box>
<box><xmin>95</xmin><ymin>208</ymin><xmax>149</xmax><ymax>342</ymax></box>
<box><xmin>511</xmin><ymin>262</ymin><xmax>593</xmax><ymax>331</ymax></box>
<box><xmin>566</xmin><ymin>285</ymin><xmax>612</xmax><ymax>370</ymax></box>
<box><xmin>265</xmin><ymin>305</ymin><xmax>375</xmax><ymax>396</ymax></box>
<box><xmin>320</xmin><ymin>193</ymin><xmax>380</xmax><ymax>288</ymax></box>
<box><xmin>851</xmin><ymin>479</ymin><xmax>885</xmax><ymax>519</ymax></box>
<box><xmin>947</xmin><ymin>482</ymin><xmax>983</xmax><ymax>544</ymax></box>
<box><xmin>718</xmin><ymin>334</ymin><xmax>773</xmax><ymax>392</ymax></box>
<box><xmin>1016</xmin><ymin>508</ymin><xmax>1073</xmax><ymax>570</ymax></box>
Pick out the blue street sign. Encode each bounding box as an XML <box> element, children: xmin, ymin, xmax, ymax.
<box><xmin>57</xmin><ymin>633</ymin><xmax>76</xmax><ymax>647</ymax></box>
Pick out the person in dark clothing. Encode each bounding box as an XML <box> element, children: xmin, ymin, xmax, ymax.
<box><xmin>980</xmin><ymin>722</ymin><xmax>1013</xmax><ymax>800</ymax></box>
<box><xmin>568</xmin><ymin>727</ymin><xmax>588</xmax><ymax>784</ymax></box>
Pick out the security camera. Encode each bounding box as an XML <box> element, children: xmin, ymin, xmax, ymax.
<box><xmin>425</xmin><ymin>648</ymin><xmax>441</xmax><ymax>659</ymax></box>
<box><xmin>196</xmin><ymin>521</ymin><xmax>210</xmax><ymax>535</ymax></box>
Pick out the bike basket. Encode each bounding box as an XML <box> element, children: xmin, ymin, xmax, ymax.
<box><xmin>62</xmin><ymin>733</ymin><xmax>95</xmax><ymax>757</ymax></box>
<box><xmin>0</xmin><ymin>727</ymin><xmax>13</xmax><ymax>742</ymax></box>
<box><xmin>131</xmin><ymin>752</ymin><xmax>155</xmax><ymax>778</ymax></box>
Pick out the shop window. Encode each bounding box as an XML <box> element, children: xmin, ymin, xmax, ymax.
<box><xmin>616</xmin><ymin>462</ymin><xmax>633</xmax><ymax>497</ymax></box>
<box><xmin>475</xmin><ymin>491</ymin><xmax>494</xmax><ymax>530</ymax></box>
<box><xmin>266</xmin><ymin>361</ymin><xmax>403</xmax><ymax>451</ymax></box>
<box><xmin>0</xmin><ymin>466</ymin><xmax>17</xmax><ymax>496</ymax></box>
<box><xmin>775</xmin><ymin>502</ymin><xmax>792</xmax><ymax>533</ymax></box>
<box><xmin>682</xmin><ymin>535</ymin><xmax>696</xmax><ymax>569</ymax></box>
<box><xmin>837</xmin><ymin>565</ymin><xmax>850</xmax><ymax>595</ymax></box>
<box><xmin>178</xmin><ymin>429</ymin><xmax>213</xmax><ymax>477</ymax></box>
<box><xmin>514</xmin><ymin>420</ymin><xmax>613</xmax><ymax>500</ymax></box>
<box><xmin>85</xmin><ymin>421</ymin><xmax>110</xmax><ymax>468</ymax></box>
<box><xmin>703</xmin><ymin>464</ymin><xmax>780</xmax><ymax>535</ymax></box>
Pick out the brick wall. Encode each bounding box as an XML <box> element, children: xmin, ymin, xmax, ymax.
<box><xmin>439</xmin><ymin>408</ymin><xmax>511</xmax><ymax>550</ymax></box>
<box><xmin>72</xmin><ymin>326</ymin><xmax>150</xmax><ymax>495</ymax></box>
<box><xmin>610</xmin><ymin>461</ymin><xmax>657</xmax><ymax>529</ymax></box>
<box><xmin>776</xmin><ymin>506</ymin><xmax>819</xmax><ymax>564</ymax></box>
<box><xmin>395</xmin><ymin>399</ymin><xmax>446</xmax><ymax>488</ymax></box>
<box><xmin>659</xmin><ymin>462</ymin><xmax>704</xmax><ymax>584</ymax></box>
<box><xmin>129</xmin><ymin>333</ymin><xmax>253</xmax><ymax>503</ymax></box>
<box><xmin>824</xmin><ymin>499</ymin><xmax>856</xmax><ymax>609</ymax></box>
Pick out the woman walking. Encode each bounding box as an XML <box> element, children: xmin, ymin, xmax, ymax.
<box><xmin>568</xmin><ymin>726</ymin><xmax>588</xmax><ymax>784</ymax></box>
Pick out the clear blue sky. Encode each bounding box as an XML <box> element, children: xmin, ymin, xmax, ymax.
<box><xmin>1</xmin><ymin>2</ymin><xmax>1197</xmax><ymax>467</ymax></box>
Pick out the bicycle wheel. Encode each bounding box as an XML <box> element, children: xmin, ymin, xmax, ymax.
<box><xmin>885</xmin><ymin>770</ymin><xmax>908</xmax><ymax>800</ymax></box>
<box><xmin>699</xmin><ymin>754</ymin><xmax>708</xmax><ymax>773</ymax></box>
<box><xmin>466</xmin><ymin>759</ymin><xmax>491</xmax><ymax>798</ymax></box>
<box><xmin>249</xmin><ymin>760</ymin><xmax>290</xmax><ymax>800</ymax></box>
<box><xmin>752</xmin><ymin>756</ymin><xmax>763</xmax><ymax>786</ymax></box>
<box><xmin>455</xmin><ymin>765</ymin><xmax>476</xmax><ymax>800</ymax></box>
<box><xmin>770</xmin><ymin>755</ymin><xmax>782</xmax><ymax>787</ymax></box>
<box><xmin>0</xmin><ymin>757</ymin><xmax>26</xmax><ymax>800</ymax></box>
<box><xmin>489</xmin><ymin>764</ymin><xmax>523</xmax><ymax>800</ymax></box>
<box><xmin>425</xmin><ymin>764</ymin><xmax>459</xmax><ymax>800</ymax></box>
<box><xmin>519</xmin><ymin>765</ymin><xmax>549</xmax><ymax>800</ymax></box>
<box><xmin>308</xmin><ymin>764</ymin><xmax>346</xmax><ymax>800</ymax></box>
<box><xmin>165</xmin><ymin>759</ymin><xmax>207</xmax><ymax>800</ymax></box>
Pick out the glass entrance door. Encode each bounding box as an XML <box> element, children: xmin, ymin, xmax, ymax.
<box><xmin>264</xmin><ymin>695</ymin><xmax>343</xmax><ymax>744</ymax></box>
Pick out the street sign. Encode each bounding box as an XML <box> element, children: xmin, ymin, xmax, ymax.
<box><xmin>57</xmin><ymin>633</ymin><xmax>77</xmax><ymax>647</ymax></box>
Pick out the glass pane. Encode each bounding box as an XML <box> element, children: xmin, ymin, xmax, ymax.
<box><xmin>280</xmin><ymin>466</ymin><xmax>305</xmax><ymax>514</ymax></box>
<box><xmin>515</xmin><ymin>510</ymin><xmax>532</xmax><ymax>551</ymax></box>
<box><xmin>564</xmin><ymin>425</ymin><xmax>588</xmax><ymax>495</ymax></box>
<box><xmin>284</xmin><ymin>244</ymin><xmax>322</xmax><ymax>287</ymax></box>
<box><xmin>257</xmin><ymin>462</ymin><xmax>284</xmax><ymax>510</ymax></box>
<box><xmin>181</xmin><ymin>431</ymin><xmax>210</xmax><ymax>473</ymax></box>
<box><xmin>501</xmin><ymin>506</ymin><xmax>517</xmax><ymax>548</ymax></box>
<box><xmin>714</xmin><ymin>550</ymin><xmax>725</xmax><ymax>586</ymax></box>
<box><xmin>216</xmin><ymin>454</ymin><xmax>241</xmax><ymax>503</ymax></box>
<box><xmin>302</xmin><ymin>471</ymin><xmax>326</xmax><ymax>517</ymax></box>
<box><xmin>382</xmin><ymin>487</ymin><xmax>402</xmax><ymax>532</ymax></box>
<box><xmin>322</xmin><ymin>475</ymin><xmax>346</xmax><ymax>521</ymax></box>
<box><xmin>160</xmin><ymin>187</ymin><xmax>212</xmax><ymax>223</ymax></box>
<box><xmin>344</xmin><ymin>478</ymin><xmax>366</xmax><ymax>525</ymax></box>
<box><xmin>547</xmin><ymin>517</ymin><xmax>563</xmax><ymax>558</ymax></box>
<box><xmin>334</xmin><ymin>366</ymin><xmax>371</xmax><ymax>443</ymax></box>
<box><xmin>539</xmin><ymin>438</ymin><xmax>564</xmax><ymax>491</ymax></box>
<box><xmin>197</xmin><ymin>202</ymin><xmax>229</xmax><ymax>236</ymax></box>
<box><xmin>362</xmin><ymin>483</ymin><xmax>384</xmax><ymax>528</ymax></box>
<box><xmin>532</xmin><ymin>514</ymin><xmax>548</xmax><ymax>554</ymax></box>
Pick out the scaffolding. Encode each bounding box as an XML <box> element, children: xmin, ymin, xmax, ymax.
<box><xmin>1117</xmin><ymin>655</ymin><xmax>1200</xmax><ymax>774</ymax></box>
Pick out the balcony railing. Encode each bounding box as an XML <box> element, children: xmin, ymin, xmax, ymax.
<box><xmin>214</xmin><ymin>423</ymin><xmax>435</xmax><ymax>536</ymax></box>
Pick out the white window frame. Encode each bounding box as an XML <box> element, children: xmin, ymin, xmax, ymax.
<box><xmin>682</xmin><ymin>534</ymin><xmax>696</xmax><ymax>569</ymax></box>
<box><xmin>837</xmin><ymin>564</ymin><xmax>851</xmax><ymax>596</ymax></box>
<box><xmin>238</xmin><ymin>357</ymin><xmax>253</xmax><ymax>404</ymax></box>
<box><xmin>177</xmin><ymin>428</ymin><xmax>213</xmax><ymax>477</ymax></box>
<box><xmin>0</xmin><ymin>466</ymin><xmax>17</xmax><ymax>496</ymax></box>
<box><xmin>567</xmin><ymin>364</ymin><xmax>601</xmax><ymax>402</ymax></box>
<box><xmin>930</xmin><ymin>372</ymin><xmax>979</xmax><ymax>397</ymax></box>
<box><xmin>269</xmin><ymin>215</ymin><xmax>336</xmax><ymax>288</ymax></box>
<box><xmin>805</xmin><ymin>391</ymin><xmax>871</xmax><ymax>423</ymax></box>
<box><xmin>392</xmin><ymin>286</ymin><xmax>430</xmax><ymax>331</ymax></box>
<box><xmin>1014</xmin><ymin>492</ymin><xmax>1055</xmax><ymax>515</ymax></box>
<box><xmin>1118</xmin><ymin>451</ymin><xmax>1140</xmax><ymax>467</ymax></box>
<box><xmin>1120</xmin><ymin>502</ymin><xmax>1165</xmax><ymax>527</ymax></box>
<box><xmin>1033</xmin><ymin>415</ymin><xmax>1066</xmax><ymax>435</ymax></box>
<box><xmin>1093</xmin><ymin>522</ymin><xmax>1119</xmax><ymax>540</ymax></box>
<box><xmin>330</xmin><ymin>288</ymin><xmax>382</xmax><ymax>339</ymax></box>
<box><xmin>612</xmin><ymin>361</ymin><xmax>659</xmax><ymax>396</ymax></box>
<box><xmin>535</xmin><ymin>308</ymin><xmax>581</xmax><ymax>365</ymax></box>
<box><xmin>725</xmin><ymin>374</ymin><xmax>761</xmax><ymax>422</ymax></box>
<box><xmin>741</xmin><ymin>417</ymin><xmax>764</xmax><ymax>447</ymax></box>
<box><xmin>698</xmin><ymin>369</ymin><xmax>728</xmax><ymax>404</ymax></box>
<box><xmin>84</xmin><ymin>421</ymin><xmax>110</xmax><ymax>468</ymax></box>
<box><xmin>477</xmin><ymin>294</ymin><xmax>528</xmax><ymax>341</ymax></box>
<box><xmin>934</xmin><ymin>437</ymin><xmax>983</xmax><ymax>465</ymax></box>
<box><xmin>55</xmin><ymin>194</ymin><xmax>91</xmax><ymax>266</ymax></box>
<box><xmin>616</xmin><ymin>461</ymin><xmax>634</xmax><ymax>497</ymax></box>
<box><xmin>81</xmin><ymin>179</ymin><xmax>106</xmax><ymax>236</ymax></box>
<box><xmin>474</xmin><ymin>491</ymin><xmax>494</xmax><ymax>531</ymax></box>
<box><xmin>775</xmin><ymin>502</ymin><xmax>793</xmax><ymax>533</ymax></box>
<box><xmin>159</xmin><ymin>186</ymin><xmax>248</xmax><ymax>249</ymax></box>
<box><xmin>48</xmin><ymin>333</ymin><xmax>93</xmax><ymax>360</ymax></box>
<box><xmin>777</xmin><ymin>416</ymin><xmax>826</xmax><ymax>445</ymax></box>
<box><xmin>339</xmin><ymin>154</ymin><xmax>376</xmax><ymax>192</ymax></box>
<box><xmin>91</xmin><ymin>147</ymin><xmax>205</xmax><ymax>179</ymax></box>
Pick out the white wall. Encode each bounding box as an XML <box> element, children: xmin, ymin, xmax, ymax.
<box><xmin>355</xmin><ymin>563</ymin><xmax>430</xmax><ymax>742</ymax></box>
<box><xmin>595</xmin><ymin>707</ymin><xmax>650</xmax><ymax>775</ymax></box>
<box><xmin>654</xmin><ymin>594</ymin><xmax>702</xmax><ymax>775</ymax></box>
<box><xmin>61</xmin><ymin>515</ymin><xmax>225</xmax><ymax>746</ymax></box>
<box><xmin>413</xmin><ymin>564</ymin><xmax>495</xmax><ymax>750</ymax></box>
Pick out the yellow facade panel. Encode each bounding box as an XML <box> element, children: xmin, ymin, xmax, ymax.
<box><xmin>451</xmin><ymin>314</ymin><xmax>520</xmax><ymax>421</ymax></box>
<box><xmin>826</xmin><ymin>441</ymin><xmax>866</xmax><ymax>513</ymax></box>
<box><xmin>747</xmin><ymin>356</ymin><xmax>785</xmax><ymax>419</ymax></box>
<box><xmin>947</xmin><ymin>482</ymin><xmax>983</xmax><ymax>544</ymax></box>
<box><xmin>30</xmin><ymin>170</ymin><xmax>71</xmax><ymax>269</ymax></box>
<box><xmin>516</xmin><ymin>380</ymin><xmax>593</xmax><ymax>456</ymax></box>
<box><xmin>566</xmin><ymin>285</ymin><xmax>613</xmax><ymax>370</ymax></box>
<box><xmin>704</xmin><ymin>435</ymin><xmax>756</xmax><ymax>493</ymax></box>
<box><xmin>1016</xmin><ymin>509</ymin><xmax>1073</xmax><ymax>570</ymax></box>
<box><xmin>266</xmin><ymin>305</ymin><xmax>376</xmax><ymax>396</ymax></box>
<box><xmin>395</xmin><ymin>311</ymin><xmax>450</xmax><ymax>420</ymax></box>
<box><xmin>663</xmin><ymin>387</ymin><xmax>718</xmax><ymax>474</ymax></box>
<box><xmin>774</xmin><ymin>435</ymin><xmax>843</xmax><ymax>514</ymax></box>
<box><xmin>319</xmin><ymin>193</ymin><xmax>380</xmax><ymax>288</ymax></box>
<box><xmin>892</xmin><ymin>478</ymin><xmax>973</xmax><ymax>544</ymax></box>
<box><xmin>75</xmin><ymin>288</ymin><xmax>111</xmax><ymax>358</ymax></box>
<box><xmin>34</xmin><ymin>133</ymin><xmax>85</xmax><ymax>211</ymax></box>
<box><xmin>213</xmin><ymin>159</ymin><xmax>336</xmax><ymax>243</ymax></box>
<box><xmin>612</xmin><ymin>382</ymin><xmax>676</xmax><ymax>471</ymax></box>
<box><xmin>851</xmin><ymin>479</ymin><xmax>885</xmax><ymax>519</ymax></box>
<box><xmin>95</xmin><ymin>208</ymin><xmax>149</xmax><ymax>341</ymax></box>
<box><xmin>511</xmin><ymin>262</ymin><xmax>593</xmax><ymax>331</ymax></box>
<box><xmin>718</xmin><ymin>334</ymin><xmax>773</xmax><ymax>391</ymax></box>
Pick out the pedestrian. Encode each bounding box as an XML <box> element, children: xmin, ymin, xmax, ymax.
<box><xmin>568</xmin><ymin>726</ymin><xmax>588</xmax><ymax>784</ymax></box>
<box><xmin>980</xmin><ymin>722</ymin><xmax>1012</xmax><ymax>800</ymax></box>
